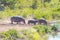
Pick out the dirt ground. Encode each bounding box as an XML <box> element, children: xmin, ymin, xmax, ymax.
<box><xmin>0</xmin><ymin>18</ymin><xmax>60</xmax><ymax>32</ymax></box>
<box><xmin>0</xmin><ymin>18</ymin><xmax>33</xmax><ymax>32</ymax></box>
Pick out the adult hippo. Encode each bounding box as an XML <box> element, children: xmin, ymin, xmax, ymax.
<box><xmin>11</xmin><ymin>16</ymin><xmax>25</xmax><ymax>24</ymax></box>
<box><xmin>38</xmin><ymin>18</ymin><xmax>47</xmax><ymax>25</ymax></box>
<box><xmin>28</xmin><ymin>20</ymin><xmax>38</xmax><ymax>25</ymax></box>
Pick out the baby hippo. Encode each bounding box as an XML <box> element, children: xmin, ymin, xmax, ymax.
<box><xmin>38</xmin><ymin>19</ymin><xmax>47</xmax><ymax>25</ymax></box>
<box><xmin>28</xmin><ymin>20</ymin><xmax>38</xmax><ymax>25</ymax></box>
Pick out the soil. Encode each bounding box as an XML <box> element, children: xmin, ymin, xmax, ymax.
<box><xmin>0</xmin><ymin>18</ymin><xmax>33</xmax><ymax>32</ymax></box>
<box><xmin>0</xmin><ymin>18</ymin><xmax>60</xmax><ymax>32</ymax></box>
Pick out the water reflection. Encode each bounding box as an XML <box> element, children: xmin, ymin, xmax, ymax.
<box><xmin>48</xmin><ymin>32</ymin><xmax>60</xmax><ymax>40</ymax></box>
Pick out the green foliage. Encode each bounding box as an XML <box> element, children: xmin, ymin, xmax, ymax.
<box><xmin>0</xmin><ymin>29</ymin><xmax>41</xmax><ymax>40</ymax></box>
<box><xmin>0</xmin><ymin>29</ymin><xmax>19</xmax><ymax>40</ymax></box>
<box><xmin>33</xmin><ymin>25</ymin><xmax>52</xmax><ymax>34</ymax></box>
<box><xmin>0</xmin><ymin>0</ymin><xmax>60</xmax><ymax>20</ymax></box>
<box><xmin>51</xmin><ymin>23</ymin><xmax>60</xmax><ymax>32</ymax></box>
<box><xmin>0</xmin><ymin>24</ymin><xmax>59</xmax><ymax>40</ymax></box>
<box><xmin>44</xmin><ymin>0</ymin><xmax>51</xmax><ymax>3</ymax></box>
<box><xmin>20</xmin><ymin>29</ymin><xmax>41</xmax><ymax>40</ymax></box>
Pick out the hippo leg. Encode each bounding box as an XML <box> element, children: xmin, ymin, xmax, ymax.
<box><xmin>38</xmin><ymin>22</ymin><xmax>41</xmax><ymax>25</ymax></box>
<box><xmin>34</xmin><ymin>23</ymin><xmax>35</xmax><ymax>25</ymax></box>
<box><xmin>28</xmin><ymin>22</ymin><xmax>30</xmax><ymax>24</ymax></box>
<box><xmin>11</xmin><ymin>20</ymin><xmax>13</xmax><ymax>24</ymax></box>
<box><xmin>44</xmin><ymin>23</ymin><xmax>47</xmax><ymax>26</ymax></box>
<box><xmin>23</xmin><ymin>21</ymin><xmax>25</xmax><ymax>24</ymax></box>
<box><xmin>28</xmin><ymin>23</ymin><xmax>30</xmax><ymax>24</ymax></box>
<box><xmin>34</xmin><ymin>22</ymin><xmax>36</xmax><ymax>25</ymax></box>
<box><xmin>17</xmin><ymin>22</ymin><xmax>18</xmax><ymax>24</ymax></box>
<box><xmin>22</xmin><ymin>20</ymin><xmax>26</xmax><ymax>24</ymax></box>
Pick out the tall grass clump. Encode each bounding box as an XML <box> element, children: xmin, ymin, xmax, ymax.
<box><xmin>0</xmin><ymin>29</ymin><xmax>19</xmax><ymax>40</ymax></box>
<box><xmin>33</xmin><ymin>25</ymin><xmax>52</xmax><ymax>35</ymax></box>
<box><xmin>20</xmin><ymin>28</ymin><xmax>41</xmax><ymax>40</ymax></box>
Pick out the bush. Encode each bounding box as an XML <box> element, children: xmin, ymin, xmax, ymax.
<box><xmin>0</xmin><ymin>28</ymin><xmax>52</xmax><ymax>40</ymax></box>
<box><xmin>20</xmin><ymin>28</ymin><xmax>41</xmax><ymax>40</ymax></box>
<box><xmin>51</xmin><ymin>23</ymin><xmax>59</xmax><ymax>32</ymax></box>
<box><xmin>0</xmin><ymin>29</ymin><xmax>19</xmax><ymax>40</ymax></box>
<box><xmin>0</xmin><ymin>29</ymin><xmax>41</xmax><ymax>40</ymax></box>
<box><xmin>33</xmin><ymin>25</ymin><xmax>52</xmax><ymax>34</ymax></box>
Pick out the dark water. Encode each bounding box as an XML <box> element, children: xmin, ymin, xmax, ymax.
<box><xmin>48</xmin><ymin>32</ymin><xmax>60</xmax><ymax>40</ymax></box>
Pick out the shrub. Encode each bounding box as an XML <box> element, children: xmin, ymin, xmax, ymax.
<box><xmin>33</xmin><ymin>25</ymin><xmax>52</xmax><ymax>34</ymax></box>
<box><xmin>20</xmin><ymin>28</ymin><xmax>41</xmax><ymax>40</ymax></box>
<box><xmin>51</xmin><ymin>23</ymin><xmax>59</xmax><ymax>32</ymax></box>
<box><xmin>0</xmin><ymin>29</ymin><xmax>19</xmax><ymax>40</ymax></box>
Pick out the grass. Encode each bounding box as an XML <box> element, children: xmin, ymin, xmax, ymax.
<box><xmin>0</xmin><ymin>7</ymin><xmax>60</xmax><ymax>20</ymax></box>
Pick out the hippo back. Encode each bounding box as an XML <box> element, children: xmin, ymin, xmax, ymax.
<box><xmin>38</xmin><ymin>19</ymin><xmax>47</xmax><ymax>25</ymax></box>
<box><xmin>28</xmin><ymin>20</ymin><xmax>38</xmax><ymax>25</ymax></box>
<box><xmin>11</xmin><ymin>16</ymin><xmax>23</xmax><ymax>22</ymax></box>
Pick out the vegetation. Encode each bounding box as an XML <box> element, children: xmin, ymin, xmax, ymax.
<box><xmin>33</xmin><ymin>25</ymin><xmax>52</xmax><ymax>34</ymax></box>
<box><xmin>0</xmin><ymin>29</ymin><xmax>43</xmax><ymax>40</ymax></box>
<box><xmin>0</xmin><ymin>0</ymin><xmax>60</xmax><ymax>20</ymax></box>
<box><xmin>0</xmin><ymin>0</ymin><xmax>60</xmax><ymax>40</ymax></box>
<box><xmin>0</xmin><ymin>29</ymin><xmax>19</xmax><ymax>40</ymax></box>
<box><xmin>0</xmin><ymin>24</ymin><xmax>59</xmax><ymax>40</ymax></box>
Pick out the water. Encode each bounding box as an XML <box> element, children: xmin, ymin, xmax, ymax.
<box><xmin>48</xmin><ymin>32</ymin><xmax>60</xmax><ymax>40</ymax></box>
<box><xmin>48</xmin><ymin>23</ymin><xmax>60</xmax><ymax>40</ymax></box>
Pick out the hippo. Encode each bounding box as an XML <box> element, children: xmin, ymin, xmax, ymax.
<box><xmin>38</xmin><ymin>19</ymin><xmax>47</xmax><ymax>25</ymax></box>
<box><xmin>28</xmin><ymin>20</ymin><xmax>38</xmax><ymax>25</ymax></box>
<box><xmin>11</xmin><ymin>16</ymin><xmax>25</xmax><ymax>24</ymax></box>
